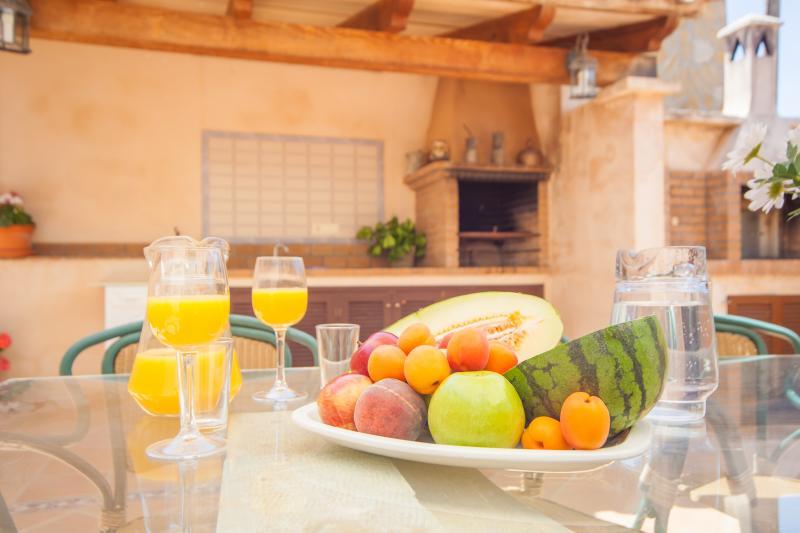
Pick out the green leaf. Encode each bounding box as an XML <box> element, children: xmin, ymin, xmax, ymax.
<box><xmin>381</xmin><ymin>235</ymin><xmax>396</xmax><ymax>248</ymax></box>
<box><xmin>369</xmin><ymin>244</ymin><xmax>383</xmax><ymax>256</ymax></box>
<box><xmin>788</xmin><ymin>207</ymin><xmax>800</xmax><ymax>221</ymax></box>
<box><xmin>355</xmin><ymin>226</ymin><xmax>373</xmax><ymax>240</ymax></box>
<box><xmin>787</xmin><ymin>143</ymin><xmax>798</xmax><ymax>162</ymax></box>
<box><xmin>774</xmin><ymin>163</ymin><xmax>792</xmax><ymax>178</ymax></box>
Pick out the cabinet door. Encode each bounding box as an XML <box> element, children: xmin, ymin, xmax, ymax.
<box><xmin>344</xmin><ymin>288</ymin><xmax>395</xmax><ymax>339</ymax></box>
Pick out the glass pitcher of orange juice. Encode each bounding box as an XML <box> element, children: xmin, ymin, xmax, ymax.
<box><xmin>128</xmin><ymin>236</ymin><xmax>243</xmax><ymax>422</ymax></box>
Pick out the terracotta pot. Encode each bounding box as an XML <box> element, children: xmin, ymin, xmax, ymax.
<box><xmin>0</xmin><ymin>225</ymin><xmax>34</xmax><ymax>258</ymax></box>
<box><xmin>389</xmin><ymin>254</ymin><xmax>415</xmax><ymax>268</ymax></box>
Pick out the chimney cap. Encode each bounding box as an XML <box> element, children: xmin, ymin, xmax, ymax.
<box><xmin>717</xmin><ymin>14</ymin><xmax>782</xmax><ymax>39</ymax></box>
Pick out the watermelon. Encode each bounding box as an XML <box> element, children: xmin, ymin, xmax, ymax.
<box><xmin>386</xmin><ymin>292</ymin><xmax>563</xmax><ymax>362</ymax></box>
<box><xmin>504</xmin><ymin>316</ymin><xmax>667</xmax><ymax>437</ymax></box>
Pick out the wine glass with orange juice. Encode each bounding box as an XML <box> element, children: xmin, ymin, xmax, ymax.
<box><xmin>144</xmin><ymin>245</ymin><xmax>230</xmax><ymax>460</ymax></box>
<box><xmin>251</xmin><ymin>256</ymin><xmax>309</xmax><ymax>403</ymax></box>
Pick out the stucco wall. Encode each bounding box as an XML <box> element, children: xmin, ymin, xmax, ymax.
<box><xmin>0</xmin><ymin>39</ymin><xmax>437</xmax><ymax>243</ymax></box>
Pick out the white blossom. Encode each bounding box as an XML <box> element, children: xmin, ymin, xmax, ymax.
<box><xmin>723</xmin><ymin>122</ymin><xmax>768</xmax><ymax>172</ymax></box>
<box><xmin>744</xmin><ymin>179</ymin><xmax>792</xmax><ymax>213</ymax></box>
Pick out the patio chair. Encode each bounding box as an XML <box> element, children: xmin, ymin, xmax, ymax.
<box><xmin>714</xmin><ymin>314</ymin><xmax>800</xmax><ymax>356</ymax></box>
<box><xmin>60</xmin><ymin>314</ymin><xmax>318</xmax><ymax>376</ymax></box>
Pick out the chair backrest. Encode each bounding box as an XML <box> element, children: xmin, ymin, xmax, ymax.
<box><xmin>714</xmin><ymin>314</ymin><xmax>800</xmax><ymax>354</ymax></box>
<box><xmin>61</xmin><ymin>314</ymin><xmax>319</xmax><ymax>375</ymax></box>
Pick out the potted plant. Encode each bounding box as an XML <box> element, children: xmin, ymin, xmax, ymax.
<box><xmin>0</xmin><ymin>192</ymin><xmax>35</xmax><ymax>258</ymax></box>
<box><xmin>356</xmin><ymin>217</ymin><xmax>427</xmax><ymax>267</ymax></box>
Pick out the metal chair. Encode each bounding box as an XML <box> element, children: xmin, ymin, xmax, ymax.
<box><xmin>714</xmin><ymin>314</ymin><xmax>800</xmax><ymax>356</ymax></box>
<box><xmin>60</xmin><ymin>314</ymin><xmax>318</xmax><ymax>376</ymax></box>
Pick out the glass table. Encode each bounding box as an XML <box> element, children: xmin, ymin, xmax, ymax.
<box><xmin>1</xmin><ymin>357</ymin><xmax>798</xmax><ymax>532</ymax></box>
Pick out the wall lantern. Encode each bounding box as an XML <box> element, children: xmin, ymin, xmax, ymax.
<box><xmin>567</xmin><ymin>34</ymin><xmax>597</xmax><ymax>99</ymax></box>
<box><xmin>0</xmin><ymin>0</ymin><xmax>32</xmax><ymax>54</ymax></box>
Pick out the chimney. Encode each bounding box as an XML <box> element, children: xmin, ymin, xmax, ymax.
<box><xmin>717</xmin><ymin>14</ymin><xmax>781</xmax><ymax>118</ymax></box>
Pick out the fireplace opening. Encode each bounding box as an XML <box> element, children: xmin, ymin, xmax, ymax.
<box><xmin>458</xmin><ymin>180</ymin><xmax>540</xmax><ymax>267</ymax></box>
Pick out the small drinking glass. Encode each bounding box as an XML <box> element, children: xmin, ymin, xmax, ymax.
<box><xmin>612</xmin><ymin>246</ymin><xmax>719</xmax><ymax>423</ymax></box>
<box><xmin>193</xmin><ymin>337</ymin><xmax>234</xmax><ymax>433</ymax></box>
<box><xmin>251</xmin><ymin>256</ymin><xmax>309</xmax><ymax>403</ymax></box>
<box><xmin>145</xmin><ymin>246</ymin><xmax>231</xmax><ymax>461</ymax></box>
<box><xmin>316</xmin><ymin>324</ymin><xmax>360</xmax><ymax>386</ymax></box>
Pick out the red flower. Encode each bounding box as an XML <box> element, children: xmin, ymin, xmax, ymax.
<box><xmin>0</xmin><ymin>356</ymin><xmax>9</xmax><ymax>372</ymax></box>
<box><xmin>0</xmin><ymin>333</ymin><xmax>10</xmax><ymax>350</ymax></box>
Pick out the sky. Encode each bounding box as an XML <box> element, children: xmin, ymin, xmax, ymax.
<box><xmin>726</xmin><ymin>0</ymin><xmax>799</xmax><ymax>117</ymax></box>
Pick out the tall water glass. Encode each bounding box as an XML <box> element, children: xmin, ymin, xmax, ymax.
<box><xmin>611</xmin><ymin>246</ymin><xmax>718</xmax><ymax>423</ymax></box>
<box><xmin>316</xmin><ymin>324</ymin><xmax>360</xmax><ymax>386</ymax></box>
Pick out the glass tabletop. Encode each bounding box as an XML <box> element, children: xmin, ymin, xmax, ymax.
<box><xmin>1</xmin><ymin>357</ymin><xmax>798</xmax><ymax>532</ymax></box>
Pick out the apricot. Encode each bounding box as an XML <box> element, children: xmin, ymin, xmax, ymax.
<box><xmin>559</xmin><ymin>392</ymin><xmax>611</xmax><ymax>450</ymax></box>
<box><xmin>354</xmin><ymin>378</ymin><xmax>426</xmax><ymax>440</ymax></box>
<box><xmin>521</xmin><ymin>416</ymin><xmax>571</xmax><ymax>450</ymax></box>
<box><xmin>398</xmin><ymin>323</ymin><xmax>436</xmax><ymax>355</ymax></box>
<box><xmin>317</xmin><ymin>373</ymin><xmax>372</xmax><ymax>430</ymax></box>
<box><xmin>404</xmin><ymin>345</ymin><xmax>451</xmax><ymax>395</ymax></box>
<box><xmin>350</xmin><ymin>331</ymin><xmax>398</xmax><ymax>376</ymax></box>
<box><xmin>367</xmin><ymin>345</ymin><xmax>407</xmax><ymax>382</ymax></box>
<box><xmin>446</xmin><ymin>328</ymin><xmax>489</xmax><ymax>372</ymax></box>
<box><xmin>485</xmin><ymin>341</ymin><xmax>518</xmax><ymax>374</ymax></box>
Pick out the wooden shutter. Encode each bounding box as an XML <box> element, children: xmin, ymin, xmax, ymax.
<box><xmin>345</xmin><ymin>288</ymin><xmax>394</xmax><ymax>339</ymax></box>
<box><xmin>727</xmin><ymin>295</ymin><xmax>800</xmax><ymax>354</ymax></box>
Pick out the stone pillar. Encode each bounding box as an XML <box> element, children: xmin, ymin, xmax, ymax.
<box><xmin>548</xmin><ymin>77</ymin><xmax>678</xmax><ymax>338</ymax></box>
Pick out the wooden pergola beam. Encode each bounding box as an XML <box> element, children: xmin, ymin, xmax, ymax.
<box><xmin>443</xmin><ymin>5</ymin><xmax>556</xmax><ymax>44</ymax></box>
<box><xmin>534</xmin><ymin>0</ymin><xmax>702</xmax><ymax>16</ymax></box>
<box><xmin>544</xmin><ymin>15</ymin><xmax>679</xmax><ymax>53</ymax></box>
<box><xmin>29</xmin><ymin>0</ymin><xmax>638</xmax><ymax>86</ymax></box>
<box><xmin>338</xmin><ymin>0</ymin><xmax>414</xmax><ymax>33</ymax></box>
<box><xmin>227</xmin><ymin>0</ymin><xmax>253</xmax><ymax>20</ymax></box>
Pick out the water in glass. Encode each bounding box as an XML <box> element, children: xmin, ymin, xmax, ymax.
<box><xmin>612</xmin><ymin>246</ymin><xmax>718</xmax><ymax>423</ymax></box>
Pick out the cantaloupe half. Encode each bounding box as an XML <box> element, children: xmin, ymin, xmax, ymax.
<box><xmin>385</xmin><ymin>292</ymin><xmax>563</xmax><ymax>362</ymax></box>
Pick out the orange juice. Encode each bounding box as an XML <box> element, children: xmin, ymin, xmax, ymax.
<box><xmin>147</xmin><ymin>294</ymin><xmax>230</xmax><ymax>347</ymax></box>
<box><xmin>252</xmin><ymin>287</ymin><xmax>308</xmax><ymax>327</ymax></box>
<box><xmin>128</xmin><ymin>347</ymin><xmax>242</xmax><ymax>416</ymax></box>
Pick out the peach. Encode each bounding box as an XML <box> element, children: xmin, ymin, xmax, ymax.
<box><xmin>367</xmin><ymin>345</ymin><xmax>407</xmax><ymax>382</ymax></box>
<box><xmin>521</xmin><ymin>416</ymin><xmax>571</xmax><ymax>450</ymax></box>
<box><xmin>404</xmin><ymin>345</ymin><xmax>451</xmax><ymax>395</ymax></box>
<box><xmin>446</xmin><ymin>328</ymin><xmax>489</xmax><ymax>372</ymax></box>
<box><xmin>485</xmin><ymin>341</ymin><xmax>518</xmax><ymax>374</ymax></box>
<box><xmin>559</xmin><ymin>392</ymin><xmax>611</xmax><ymax>450</ymax></box>
<box><xmin>354</xmin><ymin>378</ymin><xmax>426</xmax><ymax>440</ymax></box>
<box><xmin>398</xmin><ymin>323</ymin><xmax>436</xmax><ymax>355</ymax></box>
<box><xmin>350</xmin><ymin>332</ymin><xmax>398</xmax><ymax>376</ymax></box>
<box><xmin>316</xmin><ymin>373</ymin><xmax>372</xmax><ymax>430</ymax></box>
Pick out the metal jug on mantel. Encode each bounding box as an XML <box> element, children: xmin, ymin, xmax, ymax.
<box><xmin>128</xmin><ymin>236</ymin><xmax>242</xmax><ymax>426</ymax></box>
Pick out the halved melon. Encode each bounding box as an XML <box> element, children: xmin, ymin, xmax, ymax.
<box><xmin>386</xmin><ymin>292</ymin><xmax>563</xmax><ymax>362</ymax></box>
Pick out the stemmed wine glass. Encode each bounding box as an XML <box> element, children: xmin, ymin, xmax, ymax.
<box><xmin>251</xmin><ymin>256</ymin><xmax>308</xmax><ymax>403</ymax></box>
<box><xmin>145</xmin><ymin>246</ymin><xmax>230</xmax><ymax>460</ymax></box>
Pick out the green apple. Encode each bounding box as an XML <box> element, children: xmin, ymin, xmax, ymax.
<box><xmin>428</xmin><ymin>371</ymin><xmax>525</xmax><ymax>448</ymax></box>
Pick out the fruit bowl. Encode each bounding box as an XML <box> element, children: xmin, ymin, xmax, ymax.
<box><xmin>291</xmin><ymin>403</ymin><xmax>652</xmax><ymax>473</ymax></box>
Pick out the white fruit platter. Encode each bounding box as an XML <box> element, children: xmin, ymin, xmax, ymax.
<box><xmin>291</xmin><ymin>403</ymin><xmax>652</xmax><ymax>473</ymax></box>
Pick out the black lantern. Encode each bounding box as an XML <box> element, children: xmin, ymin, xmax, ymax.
<box><xmin>567</xmin><ymin>34</ymin><xmax>597</xmax><ymax>99</ymax></box>
<box><xmin>0</xmin><ymin>0</ymin><xmax>32</xmax><ymax>54</ymax></box>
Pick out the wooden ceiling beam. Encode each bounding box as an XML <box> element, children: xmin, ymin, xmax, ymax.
<box><xmin>543</xmin><ymin>15</ymin><xmax>679</xmax><ymax>53</ymax></box>
<box><xmin>227</xmin><ymin>0</ymin><xmax>253</xmax><ymax>20</ymax></box>
<box><xmin>29</xmin><ymin>0</ymin><xmax>638</xmax><ymax>86</ymax></box>
<box><xmin>443</xmin><ymin>5</ymin><xmax>556</xmax><ymax>44</ymax></box>
<box><xmin>338</xmin><ymin>0</ymin><xmax>415</xmax><ymax>33</ymax></box>
<box><xmin>532</xmin><ymin>0</ymin><xmax>702</xmax><ymax>17</ymax></box>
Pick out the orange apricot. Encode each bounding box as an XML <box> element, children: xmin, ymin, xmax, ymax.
<box><xmin>367</xmin><ymin>345</ymin><xmax>407</xmax><ymax>382</ymax></box>
<box><xmin>521</xmin><ymin>416</ymin><xmax>571</xmax><ymax>450</ymax></box>
<box><xmin>559</xmin><ymin>392</ymin><xmax>610</xmax><ymax>450</ymax></box>
<box><xmin>446</xmin><ymin>328</ymin><xmax>489</xmax><ymax>371</ymax></box>
<box><xmin>398</xmin><ymin>323</ymin><xmax>436</xmax><ymax>354</ymax></box>
<box><xmin>485</xmin><ymin>341</ymin><xmax>518</xmax><ymax>374</ymax></box>
<box><xmin>404</xmin><ymin>345</ymin><xmax>451</xmax><ymax>395</ymax></box>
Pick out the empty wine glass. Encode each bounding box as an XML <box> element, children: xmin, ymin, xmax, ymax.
<box><xmin>145</xmin><ymin>246</ymin><xmax>230</xmax><ymax>460</ymax></box>
<box><xmin>251</xmin><ymin>256</ymin><xmax>308</xmax><ymax>403</ymax></box>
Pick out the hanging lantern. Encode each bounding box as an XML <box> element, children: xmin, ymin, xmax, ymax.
<box><xmin>567</xmin><ymin>34</ymin><xmax>597</xmax><ymax>99</ymax></box>
<box><xmin>0</xmin><ymin>0</ymin><xmax>32</xmax><ymax>54</ymax></box>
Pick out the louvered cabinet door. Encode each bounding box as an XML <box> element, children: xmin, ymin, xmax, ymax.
<box><xmin>727</xmin><ymin>295</ymin><xmax>800</xmax><ymax>354</ymax></box>
<box><xmin>344</xmin><ymin>288</ymin><xmax>395</xmax><ymax>340</ymax></box>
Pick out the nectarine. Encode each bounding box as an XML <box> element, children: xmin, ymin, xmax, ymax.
<box><xmin>446</xmin><ymin>328</ymin><xmax>489</xmax><ymax>372</ymax></box>
<box><xmin>317</xmin><ymin>373</ymin><xmax>372</xmax><ymax>430</ymax></box>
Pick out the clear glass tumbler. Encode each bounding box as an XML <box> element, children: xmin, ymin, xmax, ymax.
<box><xmin>316</xmin><ymin>324</ymin><xmax>360</xmax><ymax>386</ymax></box>
<box><xmin>611</xmin><ymin>246</ymin><xmax>719</xmax><ymax>423</ymax></box>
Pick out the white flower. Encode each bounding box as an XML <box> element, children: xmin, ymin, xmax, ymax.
<box><xmin>723</xmin><ymin>122</ymin><xmax>768</xmax><ymax>173</ymax></box>
<box><xmin>788</xmin><ymin>124</ymin><xmax>800</xmax><ymax>149</ymax></box>
<box><xmin>8</xmin><ymin>194</ymin><xmax>22</xmax><ymax>206</ymax></box>
<box><xmin>744</xmin><ymin>179</ymin><xmax>792</xmax><ymax>213</ymax></box>
<box><xmin>0</xmin><ymin>193</ymin><xmax>10</xmax><ymax>205</ymax></box>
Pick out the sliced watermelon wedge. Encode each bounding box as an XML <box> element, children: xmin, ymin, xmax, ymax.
<box><xmin>385</xmin><ymin>292</ymin><xmax>563</xmax><ymax>362</ymax></box>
